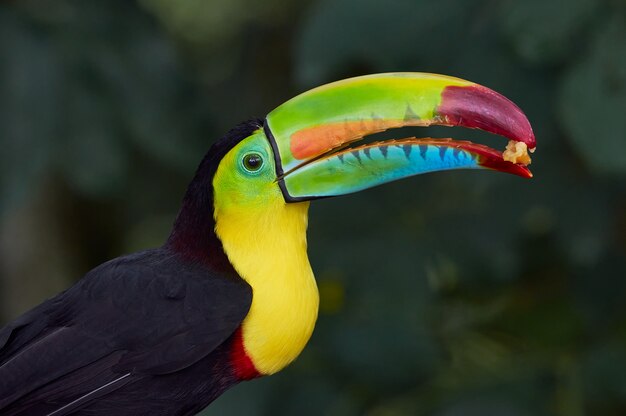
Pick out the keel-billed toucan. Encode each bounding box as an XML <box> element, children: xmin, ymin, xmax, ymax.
<box><xmin>0</xmin><ymin>73</ymin><xmax>535</xmax><ymax>415</ymax></box>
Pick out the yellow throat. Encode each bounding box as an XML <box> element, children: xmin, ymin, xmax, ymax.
<box><xmin>213</xmin><ymin>183</ymin><xmax>319</xmax><ymax>375</ymax></box>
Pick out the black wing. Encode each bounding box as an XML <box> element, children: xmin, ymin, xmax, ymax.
<box><xmin>0</xmin><ymin>248</ymin><xmax>252</xmax><ymax>415</ymax></box>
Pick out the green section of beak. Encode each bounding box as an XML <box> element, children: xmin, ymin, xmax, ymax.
<box><xmin>266</xmin><ymin>73</ymin><xmax>472</xmax><ymax>174</ymax></box>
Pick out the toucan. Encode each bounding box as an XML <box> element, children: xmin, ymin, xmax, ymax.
<box><xmin>0</xmin><ymin>73</ymin><xmax>535</xmax><ymax>416</ymax></box>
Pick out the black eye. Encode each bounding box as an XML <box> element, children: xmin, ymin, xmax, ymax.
<box><xmin>242</xmin><ymin>153</ymin><xmax>263</xmax><ymax>172</ymax></box>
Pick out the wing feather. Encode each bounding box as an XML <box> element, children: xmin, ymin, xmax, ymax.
<box><xmin>0</xmin><ymin>248</ymin><xmax>252</xmax><ymax>415</ymax></box>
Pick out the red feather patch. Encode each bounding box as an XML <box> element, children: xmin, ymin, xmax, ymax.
<box><xmin>230</xmin><ymin>327</ymin><xmax>260</xmax><ymax>380</ymax></box>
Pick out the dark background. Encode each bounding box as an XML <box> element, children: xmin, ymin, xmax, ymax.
<box><xmin>1</xmin><ymin>0</ymin><xmax>625</xmax><ymax>415</ymax></box>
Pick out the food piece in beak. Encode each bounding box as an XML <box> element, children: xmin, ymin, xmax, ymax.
<box><xmin>502</xmin><ymin>140</ymin><xmax>532</xmax><ymax>165</ymax></box>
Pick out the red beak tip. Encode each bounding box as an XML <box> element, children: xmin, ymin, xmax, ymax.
<box><xmin>439</xmin><ymin>85</ymin><xmax>536</xmax><ymax>149</ymax></box>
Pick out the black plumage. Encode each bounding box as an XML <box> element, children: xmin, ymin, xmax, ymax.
<box><xmin>0</xmin><ymin>120</ymin><xmax>263</xmax><ymax>415</ymax></box>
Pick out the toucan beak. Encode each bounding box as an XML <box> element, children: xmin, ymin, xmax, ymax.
<box><xmin>264</xmin><ymin>73</ymin><xmax>536</xmax><ymax>202</ymax></box>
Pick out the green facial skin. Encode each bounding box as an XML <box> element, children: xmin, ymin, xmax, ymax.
<box><xmin>212</xmin><ymin>130</ymin><xmax>281</xmax><ymax>208</ymax></box>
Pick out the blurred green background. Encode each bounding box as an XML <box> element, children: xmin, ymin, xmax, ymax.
<box><xmin>1</xmin><ymin>0</ymin><xmax>625</xmax><ymax>415</ymax></box>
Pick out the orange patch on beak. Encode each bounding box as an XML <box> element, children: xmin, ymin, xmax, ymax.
<box><xmin>290</xmin><ymin>119</ymin><xmax>428</xmax><ymax>160</ymax></box>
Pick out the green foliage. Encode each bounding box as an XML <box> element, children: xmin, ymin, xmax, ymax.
<box><xmin>1</xmin><ymin>0</ymin><xmax>625</xmax><ymax>415</ymax></box>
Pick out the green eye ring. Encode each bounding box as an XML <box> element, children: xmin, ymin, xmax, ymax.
<box><xmin>242</xmin><ymin>152</ymin><xmax>264</xmax><ymax>173</ymax></box>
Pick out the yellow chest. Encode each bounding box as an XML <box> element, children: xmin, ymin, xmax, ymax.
<box><xmin>214</xmin><ymin>201</ymin><xmax>319</xmax><ymax>375</ymax></box>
